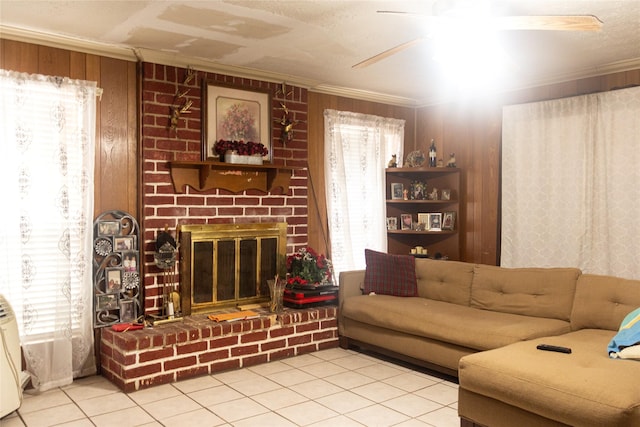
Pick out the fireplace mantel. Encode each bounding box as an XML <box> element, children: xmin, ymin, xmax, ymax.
<box><xmin>167</xmin><ymin>161</ymin><xmax>295</xmax><ymax>194</ymax></box>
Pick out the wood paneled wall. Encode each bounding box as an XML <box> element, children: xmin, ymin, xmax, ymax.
<box><xmin>416</xmin><ymin>101</ymin><xmax>502</xmax><ymax>265</ymax></box>
<box><xmin>306</xmin><ymin>93</ymin><xmax>416</xmax><ymax>258</ymax></box>
<box><xmin>0</xmin><ymin>39</ymin><xmax>138</xmax><ymax>219</ymax></box>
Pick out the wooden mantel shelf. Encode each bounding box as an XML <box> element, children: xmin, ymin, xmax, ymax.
<box><xmin>167</xmin><ymin>161</ymin><xmax>295</xmax><ymax>194</ymax></box>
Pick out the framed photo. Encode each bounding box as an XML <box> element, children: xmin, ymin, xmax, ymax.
<box><xmin>417</xmin><ymin>213</ymin><xmax>430</xmax><ymax>229</ymax></box>
<box><xmin>202</xmin><ymin>81</ymin><xmax>272</xmax><ymax>161</ymax></box>
<box><xmin>411</xmin><ymin>181</ymin><xmax>426</xmax><ymax>200</ymax></box>
<box><xmin>120</xmin><ymin>300</ymin><xmax>136</xmax><ymax>322</ymax></box>
<box><xmin>105</xmin><ymin>268</ymin><xmax>123</xmax><ymax>293</ymax></box>
<box><xmin>386</xmin><ymin>217</ymin><xmax>398</xmax><ymax>230</ymax></box>
<box><xmin>441</xmin><ymin>189</ymin><xmax>451</xmax><ymax>201</ymax></box>
<box><xmin>114</xmin><ymin>236</ymin><xmax>136</xmax><ymax>251</ymax></box>
<box><xmin>401</xmin><ymin>214</ymin><xmax>413</xmax><ymax>230</ymax></box>
<box><xmin>96</xmin><ymin>294</ymin><xmax>118</xmax><ymax>310</ymax></box>
<box><xmin>391</xmin><ymin>183</ymin><xmax>404</xmax><ymax>200</ymax></box>
<box><xmin>442</xmin><ymin>211</ymin><xmax>456</xmax><ymax>230</ymax></box>
<box><xmin>98</xmin><ymin>220</ymin><xmax>121</xmax><ymax>236</ymax></box>
<box><xmin>122</xmin><ymin>251</ymin><xmax>138</xmax><ymax>272</ymax></box>
<box><xmin>429</xmin><ymin>213</ymin><xmax>442</xmax><ymax>231</ymax></box>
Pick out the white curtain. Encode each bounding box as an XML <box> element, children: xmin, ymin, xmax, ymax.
<box><xmin>0</xmin><ymin>70</ymin><xmax>97</xmax><ymax>391</ymax></box>
<box><xmin>501</xmin><ymin>86</ymin><xmax>640</xmax><ymax>279</ymax></box>
<box><xmin>324</xmin><ymin>109</ymin><xmax>404</xmax><ymax>280</ymax></box>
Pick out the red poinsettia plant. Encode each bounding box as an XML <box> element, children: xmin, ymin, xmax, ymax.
<box><xmin>286</xmin><ymin>246</ymin><xmax>333</xmax><ymax>287</ymax></box>
<box><xmin>213</xmin><ymin>139</ymin><xmax>268</xmax><ymax>156</ymax></box>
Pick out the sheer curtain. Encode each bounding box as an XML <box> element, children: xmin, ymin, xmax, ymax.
<box><xmin>0</xmin><ymin>70</ymin><xmax>97</xmax><ymax>391</ymax></box>
<box><xmin>324</xmin><ymin>109</ymin><xmax>404</xmax><ymax>280</ymax></box>
<box><xmin>501</xmin><ymin>86</ymin><xmax>640</xmax><ymax>279</ymax></box>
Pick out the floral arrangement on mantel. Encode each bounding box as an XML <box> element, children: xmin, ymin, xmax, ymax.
<box><xmin>213</xmin><ymin>139</ymin><xmax>268</xmax><ymax>157</ymax></box>
<box><xmin>286</xmin><ymin>246</ymin><xmax>334</xmax><ymax>288</ymax></box>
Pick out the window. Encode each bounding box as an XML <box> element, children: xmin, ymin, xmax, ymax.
<box><xmin>324</xmin><ymin>109</ymin><xmax>405</xmax><ymax>279</ymax></box>
<box><xmin>0</xmin><ymin>70</ymin><xmax>97</xmax><ymax>390</ymax></box>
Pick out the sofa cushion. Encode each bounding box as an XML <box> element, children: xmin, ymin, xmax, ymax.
<box><xmin>470</xmin><ymin>264</ymin><xmax>580</xmax><ymax>321</ymax></box>
<box><xmin>571</xmin><ymin>274</ymin><xmax>640</xmax><ymax>331</ymax></box>
<box><xmin>341</xmin><ymin>295</ymin><xmax>571</xmax><ymax>351</ymax></box>
<box><xmin>459</xmin><ymin>329</ymin><xmax>640</xmax><ymax>426</ymax></box>
<box><xmin>363</xmin><ymin>249</ymin><xmax>417</xmax><ymax>297</ymax></box>
<box><xmin>415</xmin><ymin>258</ymin><xmax>475</xmax><ymax>306</ymax></box>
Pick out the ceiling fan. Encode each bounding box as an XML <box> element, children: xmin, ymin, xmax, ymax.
<box><xmin>353</xmin><ymin>0</ymin><xmax>602</xmax><ymax>69</ymax></box>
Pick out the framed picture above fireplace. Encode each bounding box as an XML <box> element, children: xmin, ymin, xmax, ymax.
<box><xmin>202</xmin><ymin>81</ymin><xmax>272</xmax><ymax>162</ymax></box>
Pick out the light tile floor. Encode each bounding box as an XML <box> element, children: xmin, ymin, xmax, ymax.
<box><xmin>2</xmin><ymin>347</ymin><xmax>460</xmax><ymax>427</ymax></box>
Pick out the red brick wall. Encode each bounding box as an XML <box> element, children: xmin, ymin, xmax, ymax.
<box><xmin>141</xmin><ymin>63</ymin><xmax>309</xmax><ymax>313</ymax></box>
<box><xmin>100</xmin><ymin>307</ymin><xmax>339</xmax><ymax>392</ymax></box>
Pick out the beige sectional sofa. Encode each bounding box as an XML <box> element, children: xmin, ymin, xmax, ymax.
<box><xmin>338</xmin><ymin>257</ymin><xmax>640</xmax><ymax>426</ymax></box>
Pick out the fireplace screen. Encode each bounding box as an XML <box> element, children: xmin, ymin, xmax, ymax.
<box><xmin>179</xmin><ymin>223</ymin><xmax>287</xmax><ymax>314</ymax></box>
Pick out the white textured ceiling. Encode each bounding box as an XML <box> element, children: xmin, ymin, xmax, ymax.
<box><xmin>1</xmin><ymin>0</ymin><xmax>640</xmax><ymax>105</ymax></box>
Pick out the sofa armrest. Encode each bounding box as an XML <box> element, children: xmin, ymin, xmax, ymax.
<box><xmin>339</xmin><ymin>270</ymin><xmax>365</xmax><ymax>308</ymax></box>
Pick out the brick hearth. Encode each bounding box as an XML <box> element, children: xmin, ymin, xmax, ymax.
<box><xmin>100</xmin><ymin>306</ymin><xmax>338</xmax><ymax>392</ymax></box>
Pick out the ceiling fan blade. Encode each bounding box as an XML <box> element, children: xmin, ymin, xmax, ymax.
<box><xmin>377</xmin><ymin>10</ymin><xmax>427</xmax><ymax>16</ymax></box>
<box><xmin>353</xmin><ymin>38</ymin><xmax>424</xmax><ymax>69</ymax></box>
<box><xmin>491</xmin><ymin>15</ymin><xmax>602</xmax><ymax>31</ymax></box>
<box><xmin>377</xmin><ymin>10</ymin><xmax>602</xmax><ymax>31</ymax></box>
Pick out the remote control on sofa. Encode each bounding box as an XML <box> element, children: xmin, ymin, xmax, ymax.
<box><xmin>536</xmin><ymin>344</ymin><xmax>572</xmax><ymax>354</ymax></box>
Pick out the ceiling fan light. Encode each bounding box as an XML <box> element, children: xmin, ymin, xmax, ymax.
<box><xmin>432</xmin><ymin>25</ymin><xmax>508</xmax><ymax>93</ymax></box>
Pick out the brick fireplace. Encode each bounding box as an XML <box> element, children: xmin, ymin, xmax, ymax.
<box><xmin>126</xmin><ymin>64</ymin><xmax>321</xmax><ymax>390</ymax></box>
<box><xmin>141</xmin><ymin>63</ymin><xmax>309</xmax><ymax>314</ymax></box>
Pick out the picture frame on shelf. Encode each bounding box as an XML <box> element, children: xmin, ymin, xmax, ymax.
<box><xmin>417</xmin><ymin>213</ymin><xmax>430</xmax><ymax>230</ymax></box>
<box><xmin>119</xmin><ymin>300</ymin><xmax>136</xmax><ymax>322</ymax></box>
<box><xmin>391</xmin><ymin>183</ymin><xmax>404</xmax><ymax>200</ymax></box>
<box><xmin>202</xmin><ymin>81</ymin><xmax>272</xmax><ymax>161</ymax></box>
<box><xmin>122</xmin><ymin>251</ymin><xmax>138</xmax><ymax>272</ymax></box>
<box><xmin>97</xmin><ymin>220</ymin><xmax>120</xmax><ymax>236</ymax></box>
<box><xmin>105</xmin><ymin>268</ymin><xmax>123</xmax><ymax>293</ymax></box>
<box><xmin>401</xmin><ymin>214</ymin><xmax>413</xmax><ymax>230</ymax></box>
<box><xmin>411</xmin><ymin>181</ymin><xmax>426</xmax><ymax>200</ymax></box>
<box><xmin>442</xmin><ymin>211</ymin><xmax>456</xmax><ymax>230</ymax></box>
<box><xmin>114</xmin><ymin>236</ymin><xmax>136</xmax><ymax>251</ymax></box>
<box><xmin>386</xmin><ymin>217</ymin><xmax>398</xmax><ymax>230</ymax></box>
<box><xmin>441</xmin><ymin>189</ymin><xmax>451</xmax><ymax>201</ymax></box>
<box><xmin>429</xmin><ymin>213</ymin><xmax>442</xmax><ymax>231</ymax></box>
<box><xmin>96</xmin><ymin>294</ymin><xmax>118</xmax><ymax>310</ymax></box>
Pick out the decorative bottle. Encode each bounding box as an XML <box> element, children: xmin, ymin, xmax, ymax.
<box><xmin>429</xmin><ymin>139</ymin><xmax>437</xmax><ymax>167</ymax></box>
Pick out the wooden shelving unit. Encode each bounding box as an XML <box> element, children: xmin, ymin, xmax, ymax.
<box><xmin>386</xmin><ymin>167</ymin><xmax>461</xmax><ymax>260</ymax></box>
<box><xmin>167</xmin><ymin>161</ymin><xmax>295</xmax><ymax>194</ymax></box>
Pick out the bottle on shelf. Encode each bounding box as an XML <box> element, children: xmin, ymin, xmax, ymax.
<box><xmin>429</xmin><ymin>139</ymin><xmax>437</xmax><ymax>167</ymax></box>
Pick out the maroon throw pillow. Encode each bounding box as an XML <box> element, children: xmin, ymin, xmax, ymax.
<box><xmin>363</xmin><ymin>249</ymin><xmax>418</xmax><ymax>297</ymax></box>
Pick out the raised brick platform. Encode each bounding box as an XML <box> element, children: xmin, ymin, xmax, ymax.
<box><xmin>99</xmin><ymin>306</ymin><xmax>339</xmax><ymax>392</ymax></box>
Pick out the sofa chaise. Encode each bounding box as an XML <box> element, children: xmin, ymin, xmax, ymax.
<box><xmin>338</xmin><ymin>251</ymin><xmax>640</xmax><ymax>426</ymax></box>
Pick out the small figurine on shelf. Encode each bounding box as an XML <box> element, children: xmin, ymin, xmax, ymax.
<box><xmin>388</xmin><ymin>154</ymin><xmax>398</xmax><ymax>168</ymax></box>
<box><xmin>403</xmin><ymin>189</ymin><xmax>408</xmax><ymax>200</ymax></box>
<box><xmin>447</xmin><ymin>153</ymin><xmax>457</xmax><ymax>168</ymax></box>
<box><xmin>429</xmin><ymin>139</ymin><xmax>437</xmax><ymax>167</ymax></box>
<box><xmin>429</xmin><ymin>187</ymin><xmax>439</xmax><ymax>200</ymax></box>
